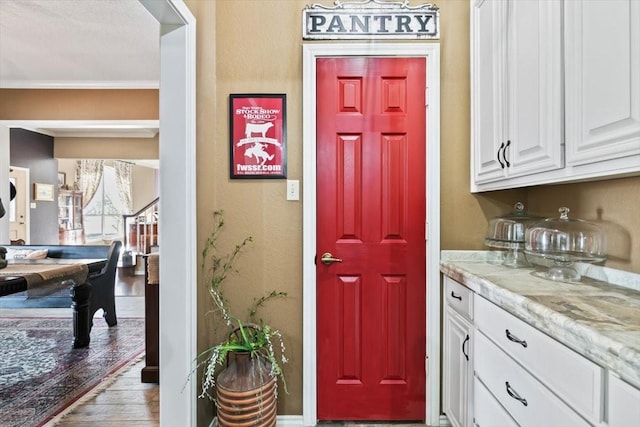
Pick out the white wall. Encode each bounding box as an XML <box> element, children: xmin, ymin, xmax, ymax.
<box><xmin>0</xmin><ymin>126</ymin><xmax>9</xmax><ymax>243</ymax></box>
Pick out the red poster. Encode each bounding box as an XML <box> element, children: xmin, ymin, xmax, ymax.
<box><xmin>229</xmin><ymin>94</ymin><xmax>287</xmax><ymax>179</ymax></box>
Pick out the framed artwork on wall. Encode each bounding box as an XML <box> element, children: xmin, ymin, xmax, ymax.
<box><xmin>33</xmin><ymin>183</ymin><xmax>55</xmax><ymax>201</ymax></box>
<box><xmin>229</xmin><ymin>94</ymin><xmax>287</xmax><ymax>179</ymax></box>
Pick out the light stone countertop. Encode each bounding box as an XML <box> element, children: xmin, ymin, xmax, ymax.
<box><xmin>440</xmin><ymin>250</ymin><xmax>640</xmax><ymax>390</ymax></box>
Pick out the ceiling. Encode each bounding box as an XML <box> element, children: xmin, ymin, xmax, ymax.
<box><xmin>0</xmin><ymin>0</ymin><xmax>160</xmax><ymax>139</ymax></box>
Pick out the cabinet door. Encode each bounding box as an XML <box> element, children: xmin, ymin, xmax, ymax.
<box><xmin>608</xmin><ymin>373</ymin><xmax>640</xmax><ymax>427</ymax></box>
<box><xmin>471</xmin><ymin>0</ymin><xmax>508</xmax><ymax>184</ymax></box>
<box><xmin>472</xmin><ymin>0</ymin><xmax>563</xmax><ymax>189</ymax></box>
<box><xmin>565</xmin><ymin>0</ymin><xmax>640</xmax><ymax>168</ymax></box>
<box><xmin>443</xmin><ymin>305</ymin><xmax>473</xmax><ymax>427</ymax></box>
<box><xmin>504</xmin><ymin>0</ymin><xmax>564</xmax><ymax>179</ymax></box>
<box><xmin>73</xmin><ymin>193</ymin><xmax>83</xmax><ymax>229</ymax></box>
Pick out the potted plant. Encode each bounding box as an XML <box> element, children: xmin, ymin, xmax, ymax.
<box><xmin>196</xmin><ymin>210</ymin><xmax>287</xmax><ymax>425</ymax></box>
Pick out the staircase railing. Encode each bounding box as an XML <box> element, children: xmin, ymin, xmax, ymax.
<box><xmin>122</xmin><ymin>197</ymin><xmax>159</xmax><ymax>255</ymax></box>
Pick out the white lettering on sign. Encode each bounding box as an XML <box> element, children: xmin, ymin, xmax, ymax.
<box><xmin>303</xmin><ymin>0</ymin><xmax>439</xmax><ymax>40</ymax></box>
<box><xmin>236</xmin><ymin>164</ymin><xmax>283</xmax><ymax>172</ymax></box>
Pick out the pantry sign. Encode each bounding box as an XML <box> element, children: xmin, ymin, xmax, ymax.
<box><xmin>303</xmin><ymin>0</ymin><xmax>439</xmax><ymax>40</ymax></box>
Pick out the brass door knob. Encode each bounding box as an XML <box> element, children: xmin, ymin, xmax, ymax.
<box><xmin>320</xmin><ymin>252</ymin><xmax>343</xmax><ymax>265</ymax></box>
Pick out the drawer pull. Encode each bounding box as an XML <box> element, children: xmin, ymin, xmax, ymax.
<box><xmin>505</xmin><ymin>381</ymin><xmax>528</xmax><ymax>406</ymax></box>
<box><xmin>505</xmin><ymin>329</ymin><xmax>528</xmax><ymax>348</ymax></box>
<box><xmin>462</xmin><ymin>334</ymin><xmax>470</xmax><ymax>361</ymax></box>
<box><xmin>450</xmin><ymin>291</ymin><xmax>462</xmax><ymax>301</ymax></box>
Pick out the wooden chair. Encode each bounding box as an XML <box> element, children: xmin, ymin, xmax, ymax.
<box><xmin>87</xmin><ymin>240</ymin><xmax>122</xmax><ymax>327</ymax></box>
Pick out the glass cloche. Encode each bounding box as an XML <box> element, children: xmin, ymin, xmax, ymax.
<box><xmin>525</xmin><ymin>207</ymin><xmax>607</xmax><ymax>281</ymax></box>
<box><xmin>485</xmin><ymin>202</ymin><xmax>543</xmax><ymax>268</ymax></box>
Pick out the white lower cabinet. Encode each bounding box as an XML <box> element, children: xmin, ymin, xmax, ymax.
<box><xmin>443</xmin><ymin>305</ymin><xmax>473</xmax><ymax>427</ymax></box>
<box><xmin>443</xmin><ymin>277</ymin><xmax>474</xmax><ymax>427</ymax></box>
<box><xmin>441</xmin><ymin>275</ymin><xmax>638</xmax><ymax>427</ymax></box>
<box><xmin>608</xmin><ymin>373</ymin><xmax>640</xmax><ymax>427</ymax></box>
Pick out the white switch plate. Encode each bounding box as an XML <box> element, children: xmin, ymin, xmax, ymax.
<box><xmin>30</xmin><ymin>202</ymin><xmax>37</xmax><ymax>209</ymax></box>
<box><xmin>287</xmin><ymin>180</ymin><xmax>299</xmax><ymax>201</ymax></box>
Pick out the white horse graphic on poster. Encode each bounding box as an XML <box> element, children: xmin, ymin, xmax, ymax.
<box><xmin>244</xmin><ymin>143</ymin><xmax>274</xmax><ymax>165</ymax></box>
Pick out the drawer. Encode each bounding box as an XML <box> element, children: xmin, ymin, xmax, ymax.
<box><xmin>473</xmin><ymin>376</ymin><xmax>518</xmax><ymax>427</ymax></box>
<box><xmin>474</xmin><ymin>331</ymin><xmax>590</xmax><ymax>427</ymax></box>
<box><xmin>444</xmin><ymin>276</ymin><xmax>473</xmax><ymax>320</ymax></box>
<box><xmin>475</xmin><ymin>295</ymin><xmax>602</xmax><ymax>423</ymax></box>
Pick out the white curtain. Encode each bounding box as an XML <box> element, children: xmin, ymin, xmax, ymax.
<box><xmin>114</xmin><ymin>160</ymin><xmax>133</xmax><ymax>214</ymax></box>
<box><xmin>76</xmin><ymin>160</ymin><xmax>104</xmax><ymax>208</ymax></box>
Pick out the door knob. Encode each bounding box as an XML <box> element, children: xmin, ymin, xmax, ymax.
<box><xmin>320</xmin><ymin>252</ymin><xmax>343</xmax><ymax>265</ymax></box>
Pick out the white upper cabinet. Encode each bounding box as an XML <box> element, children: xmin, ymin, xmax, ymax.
<box><xmin>564</xmin><ymin>0</ymin><xmax>640</xmax><ymax>169</ymax></box>
<box><xmin>471</xmin><ymin>0</ymin><xmax>640</xmax><ymax>192</ymax></box>
<box><xmin>471</xmin><ymin>0</ymin><xmax>564</xmax><ymax>189</ymax></box>
<box><xmin>471</xmin><ymin>0</ymin><xmax>505</xmax><ymax>184</ymax></box>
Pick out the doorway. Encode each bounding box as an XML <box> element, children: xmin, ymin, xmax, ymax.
<box><xmin>316</xmin><ymin>56</ymin><xmax>427</xmax><ymax>420</ymax></box>
<box><xmin>302</xmin><ymin>43</ymin><xmax>441</xmax><ymax>425</ymax></box>
<box><xmin>8</xmin><ymin>166</ymin><xmax>29</xmax><ymax>243</ymax></box>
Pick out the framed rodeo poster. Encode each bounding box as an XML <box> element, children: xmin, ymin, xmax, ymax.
<box><xmin>229</xmin><ymin>94</ymin><xmax>287</xmax><ymax>179</ymax></box>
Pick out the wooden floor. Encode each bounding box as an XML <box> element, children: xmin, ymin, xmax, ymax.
<box><xmin>49</xmin><ymin>269</ymin><xmax>160</xmax><ymax>426</ymax></box>
<box><xmin>51</xmin><ymin>358</ymin><xmax>159</xmax><ymax>426</ymax></box>
<box><xmin>42</xmin><ymin>269</ymin><xmax>422</xmax><ymax>426</ymax></box>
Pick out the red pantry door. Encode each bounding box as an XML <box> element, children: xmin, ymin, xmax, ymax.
<box><xmin>316</xmin><ymin>56</ymin><xmax>427</xmax><ymax>421</ymax></box>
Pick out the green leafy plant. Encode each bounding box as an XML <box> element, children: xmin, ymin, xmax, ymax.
<box><xmin>197</xmin><ymin>210</ymin><xmax>288</xmax><ymax>402</ymax></box>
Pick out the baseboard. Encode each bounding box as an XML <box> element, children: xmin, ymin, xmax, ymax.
<box><xmin>277</xmin><ymin>415</ymin><xmax>304</xmax><ymax>426</ymax></box>
<box><xmin>209</xmin><ymin>414</ymin><xmax>449</xmax><ymax>427</ymax></box>
<box><xmin>439</xmin><ymin>414</ymin><xmax>452</xmax><ymax>426</ymax></box>
<box><xmin>209</xmin><ymin>415</ymin><xmax>304</xmax><ymax>427</ymax></box>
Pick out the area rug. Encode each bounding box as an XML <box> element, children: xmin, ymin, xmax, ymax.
<box><xmin>0</xmin><ymin>317</ymin><xmax>145</xmax><ymax>427</ymax></box>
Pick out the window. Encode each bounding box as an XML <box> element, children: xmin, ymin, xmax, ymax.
<box><xmin>84</xmin><ymin>165</ymin><xmax>129</xmax><ymax>241</ymax></box>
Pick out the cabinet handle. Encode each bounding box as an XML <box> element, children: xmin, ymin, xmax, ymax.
<box><xmin>462</xmin><ymin>334</ymin><xmax>470</xmax><ymax>361</ymax></box>
<box><xmin>497</xmin><ymin>142</ymin><xmax>505</xmax><ymax>168</ymax></box>
<box><xmin>503</xmin><ymin>140</ymin><xmax>511</xmax><ymax>167</ymax></box>
<box><xmin>505</xmin><ymin>381</ymin><xmax>528</xmax><ymax>406</ymax></box>
<box><xmin>450</xmin><ymin>291</ymin><xmax>462</xmax><ymax>301</ymax></box>
<box><xmin>505</xmin><ymin>329</ymin><xmax>528</xmax><ymax>347</ymax></box>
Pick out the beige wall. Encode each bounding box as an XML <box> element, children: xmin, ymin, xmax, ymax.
<box><xmin>189</xmin><ymin>1</ymin><xmax>639</xmax><ymax>423</ymax></box>
<box><xmin>57</xmin><ymin>159</ymin><xmax>77</xmax><ymax>187</ymax></box>
<box><xmin>131</xmin><ymin>165</ymin><xmax>159</xmax><ymax>213</ymax></box>
<box><xmin>0</xmin><ymin>89</ymin><xmax>158</xmax><ymax>119</ymax></box>
<box><xmin>527</xmin><ymin>176</ymin><xmax>640</xmax><ymax>273</ymax></box>
<box><xmin>189</xmin><ymin>0</ymin><xmax>304</xmax><ymax>421</ymax></box>
<box><xmin>54</xmin><ymin>136</ymin><xmax>159</xmax><ymax>159</ymax></box>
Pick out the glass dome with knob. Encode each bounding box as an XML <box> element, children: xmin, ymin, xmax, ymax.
<box><xmin>525</xmin><ymin>207</ymin><xmax>607</xmax><ymax>282</ymax></box>
<box><xmin>484</xmin><ymin>202</ymin><xmax>543</xmax><ymax>268</ymax></box>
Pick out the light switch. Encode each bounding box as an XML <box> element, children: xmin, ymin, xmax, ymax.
<box><xmin>287</xmin><ymin>180</ymin><xmax>299</xmax><ymax>201</ymax></box>
<box><xmin>30</xmin><ymin>203</ymin><xmax>37</xmax><ymax>209</ymax></box>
